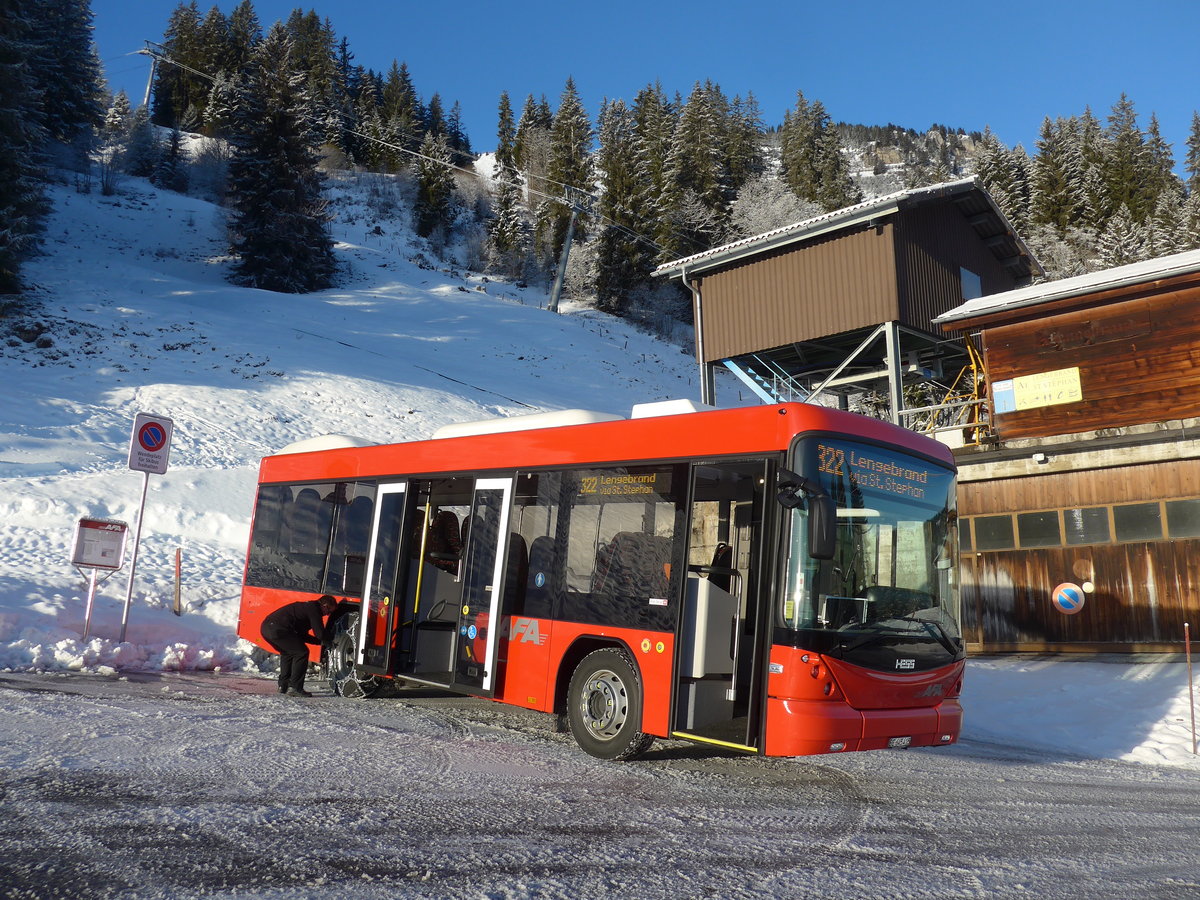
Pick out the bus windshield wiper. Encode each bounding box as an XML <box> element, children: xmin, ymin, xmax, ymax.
<box><xmin>839</xmin><ymin>627</ymin><xmax>888</xmax><ymax>654</ymax></box>
<box><xmin>893</xmin><ymin>616</ymin><xmax>960</xmax><ymax>656</ymax></box>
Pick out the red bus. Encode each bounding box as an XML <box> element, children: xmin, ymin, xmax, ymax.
<box><xmin>237</xmin><ymin>400</ymin><xmax>964</xmax><ymax>760</ymax></box>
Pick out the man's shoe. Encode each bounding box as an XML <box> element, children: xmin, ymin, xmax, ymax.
<box><xmin>277</xmin><ymin>684</ymin><xmax>288</xmax><ymax>694</ymax></box>
<box><xmin>288</xmin><ymin>687</ymin><xmax>313</xmax><ymax>697</ymax></box>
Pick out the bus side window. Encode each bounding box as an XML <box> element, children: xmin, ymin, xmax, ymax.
<box><xmin>524</xmin><ymin>535</ymin><xmax>556</xmax><ymax>618</ymax></box>
<box><xmin>323</xmin><ymin>488</ymin><xmax>374</xmax><ymax>595</ymax></box>
<box><xmin>246</xmin><ymin>484</ymin><xmax>289</xmax><ymax>586</ymax></box>
<box><xmin>288</xmin><ymin>488</ymin><xmax>323</xmax><ymax>554</ymax></box>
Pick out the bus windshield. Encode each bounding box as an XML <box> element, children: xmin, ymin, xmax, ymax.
<box><xmin>781</xmin><ymin>436</ymin><xmax>962</xmax><ymax>671</ymax></box>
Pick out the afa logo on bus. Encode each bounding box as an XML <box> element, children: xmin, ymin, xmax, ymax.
<box><xmin>509</xmin><ymin>617</ymin><xmax>547</xmax><ymax>646</ymax></box>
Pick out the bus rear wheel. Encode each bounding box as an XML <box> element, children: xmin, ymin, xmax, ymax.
<box><xmin>566</xmin><ymin>648</ymin><xmax>654</xmax><ymax>760</ymax></box>
<box><xmin>326</xmin><ymin>612</ymin><xmax>384</xmax><ymax>700</ymax></box>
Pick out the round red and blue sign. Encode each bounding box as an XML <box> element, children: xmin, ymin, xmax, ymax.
<box><xmin>1052</xmin><ymin>582</ymin><xmax>1086</xmax><ymax>615</ymax></box>
<box><xmin>137</xmin><ymin>420</ymin><xmax>169</xmax><ymax>453</ymax></box>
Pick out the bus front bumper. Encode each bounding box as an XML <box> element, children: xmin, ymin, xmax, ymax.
<box><xmin>763</xmin><ymin>697</ymin><xmax>963</xmax><ymax>757</ymax></box>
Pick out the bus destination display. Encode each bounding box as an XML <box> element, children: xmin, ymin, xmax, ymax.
<box><xmin>817</xmin><ymin>442</ymin><xmax>931</xmax><ymax>500</ymax></box>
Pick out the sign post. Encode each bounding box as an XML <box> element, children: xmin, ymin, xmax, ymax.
<box><xmin>71</xmin><ymin>517</ymin><xmax>129</xmax><ymax>638</ymax></box>
<box><xmin>121</xmin><ymin>413</ymin><xmax>174</xmax><ymax>643</ymax></box>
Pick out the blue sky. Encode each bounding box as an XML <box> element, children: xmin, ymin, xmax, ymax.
<box><xmin>94</xmin><ymin>0</ymin><xmax>1198</xmax><ymax>171</ymax></box>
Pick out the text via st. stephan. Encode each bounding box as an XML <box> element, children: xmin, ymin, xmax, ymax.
<box><xmin>817</xmin><ymin>444</ymin><xmax>929</xmax><ymax>499</ymax></box>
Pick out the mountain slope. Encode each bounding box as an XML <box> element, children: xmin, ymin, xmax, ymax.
<box><xmin>0</xmin><ymin>172</ymin><xmax>702</xmax><ymax>671</ymax></box>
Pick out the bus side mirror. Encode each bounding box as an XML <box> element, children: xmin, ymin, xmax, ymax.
<box><xmin>808</xmin><ymin>493</ymin><xmax>835</xmax><ymax>560</ymax></box>
<box><xmin>777</xmin><ymin>468</ymin><xmax>836</xmax><ymax>560</ymax></box>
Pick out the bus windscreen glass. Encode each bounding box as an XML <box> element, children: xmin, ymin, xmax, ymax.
<box><xmin>781</xmin><ymin>437</ymin><xmax>962</xmax><ymax>671</ymax></box>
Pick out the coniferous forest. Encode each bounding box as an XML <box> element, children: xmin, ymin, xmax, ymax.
<box><xmin>4</xmin><ymin>0</ymin><xmax>1200</xmax><ymax>329</ymax></box>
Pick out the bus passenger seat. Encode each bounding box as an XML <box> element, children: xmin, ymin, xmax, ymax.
<box><xmin>595</xmin><ymin>532</ymin><xmax>671</xmax><ymax>601</ymax></box>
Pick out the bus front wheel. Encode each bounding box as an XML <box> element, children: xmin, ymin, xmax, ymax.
<box><xmin>566</xmin><ymin>648</ymin><xmax>654</xmax><ymax>761</ymax></box>
<box><xmin>326</xmin><ymin>612</ymin><xmax>384</xmax><ymax>700</ymax></box>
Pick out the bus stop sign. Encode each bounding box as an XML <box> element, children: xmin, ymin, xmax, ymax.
<box><xmin>128</xmin><ymin>413</ymin><xmax>173</xmax><ymax>474</ymax></box>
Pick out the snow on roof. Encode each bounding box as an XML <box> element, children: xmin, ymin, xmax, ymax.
<box><xmin>431</xmin><ymin>408</ymin><xmax>623</xmax><ymax>439</ymax></box>
<box><xmin>935</xmin><ymin>247</ymin><xmax>1200</xmax><ymax>326</ymax></box>
<box><xmin>272</xmin><ymin>434</ymin><xmax>376</xmax><ymax>455</ymax></box>
<box><xmin>652</xmin><ymin>177</ymin><xmax>1022</xmax><ymax>278</ymax></box>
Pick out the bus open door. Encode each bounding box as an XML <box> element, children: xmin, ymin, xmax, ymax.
<box><xmin>673</xmin><ymin>459</ymin><xmax>773</xmax><ymax>753</ymax></box>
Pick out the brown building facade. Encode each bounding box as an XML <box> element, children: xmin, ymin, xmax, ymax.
<box><xmin>937</xmin><ymin>249</ymin><xmax>1200</xmax><ymax>651</ymax></box>
<box><xmin>655</xmin><ymin>179</ymin><xmax>1039</xmax><ymax>407</ymax></box>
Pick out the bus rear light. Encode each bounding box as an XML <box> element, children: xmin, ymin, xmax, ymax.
<box><xmin>828</xmin><ymin>742</ymin><xmax>846</xmax><ymax>752</ymax></box>
<box><xmin>823</xmin><ymin>682</ymin><xmax>832</xmax><ymax>696</ymax></box>
<box><xmin>940</xmin><ymin>734</ymin><xmax>953</xmax><ymax>742</ymax></box>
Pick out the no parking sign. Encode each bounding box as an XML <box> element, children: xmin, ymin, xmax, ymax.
<box><xmin>128</xmin><ymin>413</ymin><xmax>173</xmax><ymax>474</ymax></box>
<box><xmin>1052</xmin><ymin>582</ymin><xmax>1086</xmax><ymax>615</ymax></box>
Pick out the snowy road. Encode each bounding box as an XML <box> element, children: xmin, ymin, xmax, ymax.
<box><xmin>1</xmin><ymin>672</ymin><xmax>1197</xmax><ymax>900</ymax></box>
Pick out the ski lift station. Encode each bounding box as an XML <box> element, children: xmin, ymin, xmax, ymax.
<box><xmin>657</xmin><ymin>179</ymin><xmax>1200</xmax><ymax>653</ymax></box>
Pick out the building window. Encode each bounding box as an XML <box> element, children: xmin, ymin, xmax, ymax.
<box><xmin>1166</xmin><ymin>499</ymin><xmax>1200</xmax><ymax>538</ymax></box>
<box><xmin>959</xmin><ymin>519</ymin><xmax>972</xmax><ymax>552</ymax></box>
<box><xmin>960</xmin><ymin>267</ymin><xmax>983</xmax><ymax>300</ymax></box>
<box><xmin>1063</xmin><ymin>507</ymin><xmax>1111</xmax><ymax>545</ymax></box>
<box><xmin>1017</xmin><ymin>511</ymin><xmax>1060</xmax><ymax>547</ymax></box>
<box><xmin>1113</xmin><ymin>503</ymin><xmax>1162</xmax><ymax>542</ymax></box>
<box><xmin>973</xmin><ymin>515</ymin><xmax>1014</xmax><ymax>550</ymax></box>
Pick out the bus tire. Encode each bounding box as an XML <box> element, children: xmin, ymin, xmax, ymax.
<box><xmin>326</xmin><ymin>612</ymin><xmax>384</xmax><ymax>700</ymax></box>
<box><xmin>566</xmin><ymin>648</ymin><xmax>654</xmax><ymax>761</ymax></box>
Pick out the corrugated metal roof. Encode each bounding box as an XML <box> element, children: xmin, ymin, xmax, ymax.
<box><xmin>652</xmin><ymin>177</ymin><xmax>1038</xmax><ymax>280</ymax></box>
<box><xmin>934</xmin><ymin>247</ymin><xmax>1200</xmax><ymax>326</ymax></box>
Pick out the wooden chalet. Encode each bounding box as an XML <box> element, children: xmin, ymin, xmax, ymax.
<box><xmin>936</xmin><ymin>248</ymin><xmax>1200</xmax><ymax>652</ymax></box>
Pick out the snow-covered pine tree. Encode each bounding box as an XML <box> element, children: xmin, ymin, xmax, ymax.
<box><xmin>124</xmin><ymin>105</ymin><xmax>160</xmax><ymax>178</ymax></box>
<box><xmin>661</xmin><ymin>81</ymin><xmax>730</xmax><ymax>252</ymax></box>
<box><xmin>204</xmin><ymin>71</ymin><xmax>241</xmax><ymax>137</ymax></box>
<box><xmin>487</xmin><ymin>91</ymin><xmax>525</xmax><ymax>275</ymax></box>
<box><xmin>26</xmin><ymin>0</ymin><xmax>104</xmax><ymax>145</ymax></box>
<box><xmin>629</xmin><ymin>83</ymin><xmax>678</xmax><ymax>263</ymax></box>
<box><xmin>779</xmin><ymin>90</ymin><xmax>816</xmax><ymax>201</ymax></box>
<box><xmin>413</xmin><ymin>131</ymin><xmax>455</xmax><ymax>242</ymax></box>
<box><xmin>515</xmin><ymin>94</ymin><xmax>553</xmax><ymax>220</ymax></box>
<box><xmin>1144</xmin><ymin>191</ymin><xmax>1188</xmax><ymax>257</ymax></box>
<box><xmin>1185</xmin><ymin>112</ymin><xmax>1200</xmax><ymax>197</ymax></box>
<box><xmin>425</xmin><ymin>93</ymin><xmax>446</xmax><ymax>139</ymax></box>
<box><xmin>724</xmin><ymin>93</ymin><xmax>764</xmax><ymax>192</ymax></box>
<box><xmin>381</xmin><ymin>60</ymin><xmax>423</xmax><ymax>156</ymax></box>
<box><xmin>975</xmin><ymin>129</ymin><xmax>1031</xmax><ymax>230</ymax></box>
<box><xmin>539</xmin><ymin>78</ymin><xmax>593</xmax><ymax>264</ymax></box>
<box><xmin>151</xmin><ymin>127</ymin><xmax>188</xmax><ymax>194</ymax></box>
<box><xmin>779</xmin><ymin>91</ymin><xmax>859</xmax><ymax>211</ymax></box>
<box><xmin>105</xmin><ymin>91</ymin><xmax>133</xmax><ymax>138</ymax></box>
<box><xmin>1144</xmin><ymin>113</ymin><xmax>1183</xmax><ymax>207</ymax></box>
<box><xmin>226</xmin><ymin>23</ymin><xmax>335</xmax><ymax>293</ymax></box>
<box><xmin>1183</xmin><ymin>191</ymin><xmax>1200</xmax><ymax>250</ymax></box>
<box><xmin>283</xmin><ymin>10</ymin><xmax>339</xmax><ymax>119</ymax></box>
<box><xmin>196</xmin><ymin>5</ymin><xmax>232</xmax><ymax>88</ymax></box>
<box><xmin>594</xmin><ymin>99</ymin><xmax>648</xmax><ymax>314</ymax></box>
<box><xmin>152</xmin><ymin>2</ymin><xmax>205</xmax><ymax>127</ymax></box>
<box><xmin>0</xmin><ymin>0</ymin><xmax>47</xmax><ymax>294</ymax></box>
<box><xmin>1074</xmin><ymin>106</ymin><xmax>1109</xmax><ymax>230</ymax></box>
<box><xmin>1102</xmin><ymin>94</ymin><xmax>1156</xmax><ymax>225</ymax></box>
<box><xmin>1098</xmin><ymin>203</ymin><xmax>1147</xmax><ymax>267</ymax></box>
<box><xmin>446</xmin><ymin>101</ymin><xmax>472</xmax><ymax>166</ymax></box>
<box><xmin>99</xmin><ymin>90</ymin><xmax>133</xmax><ymax>195</ymax></box>
<box><xmin>1031</xmin><ymin>116</ymin><xmax>1087</xmax><ymax>233</ymax></box>
<box><xmin>227</xmin><ymin>0</ymin><xmax>261</xmax><ymax>73</ymax></box>
<box><xmin>811</xmin><ymin>101</ymin><xmax>862</xmax><ymax>211</ymax></box>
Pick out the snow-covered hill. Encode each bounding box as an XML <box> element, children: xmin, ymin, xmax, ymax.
<box><xmin>0</xmin><ymin>171</ymin><xmax>704</xmax><ymax>673</ymax></box>
<box><xmin>2</xmin><ymin>170</ymin><xmax>1197</xmax><ymax>769</ymax></box>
